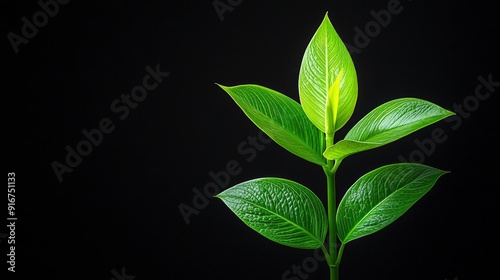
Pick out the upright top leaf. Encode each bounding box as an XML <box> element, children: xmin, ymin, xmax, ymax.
<box><xmin>299</xmin><ymin>12</ymin><xmax>358</xmax><ymax>133</ymax></box>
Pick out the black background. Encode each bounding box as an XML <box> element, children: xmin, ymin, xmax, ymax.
<box><xmin>3</xmin><ymin>0</ymin><xmax>499</xmax><ymax>279</ymax></box>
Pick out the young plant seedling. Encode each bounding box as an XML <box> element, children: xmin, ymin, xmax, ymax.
<box><xmin>215</xmin><ymin>12</ymin><xmax>454</xmax><ymax>280</ymax></box>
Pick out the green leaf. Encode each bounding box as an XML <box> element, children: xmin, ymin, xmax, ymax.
<box><xmin>218</xmin><ymin>84</ymin><xmax>325</xmax><ymax>165</ymax></box>
<box><xmin>299</xmin><ymin>12</ymin><xmax>358</xmax><ymax>133</ymax></box>
<box><xmin>324</xmin><ymin>98</ymin><xmax>455</xmax><ymax>160</ymax></box>
<box><xmin>337</xmin><ymin>163</ymin><xmax>448</xmax><ymax>243</ymax></box>
<box><xmin>216</xmin><ymin>178</ymin><xmax>327</xmax><ymax>249</ymax></box>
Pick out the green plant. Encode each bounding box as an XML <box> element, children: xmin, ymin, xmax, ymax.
<box><xmin>215</xmin><ymin>12</ymin><xmax>454</xmax><ymax>280</ymax></box>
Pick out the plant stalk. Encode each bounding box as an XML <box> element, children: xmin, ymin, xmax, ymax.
<box><xmin>326</xmin><ymin>162</ymin><xmax>338</xmax><ymax>280</ymax></box>
<box><xmin>325</xmin><ymin>133</ymin><xmax>339</xmax><ymax>280</ymax></box>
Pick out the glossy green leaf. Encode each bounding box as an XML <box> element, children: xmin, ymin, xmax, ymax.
<box><xmin>218</xmin><ymin>84</ymin><xmax>325</xmax><ymax>165</ymax></box>
<box><xmin>216</xmin><ymin>178</ymin><xmax>327</xmax><ymax>249</ymax></box>
<box><xmin>324</xmin><ymin>98</ymin><xmax>455</xmax><ymax>160</ymax></box>
<box><xmin>337</xmin><ymin>163</ymin><xmax>448</xmax><ymax>243</ymax></box>
<box><xmin>299</xmin><ymin>12</ymin><xmax>358</xmax><ymax>133</ymax></box>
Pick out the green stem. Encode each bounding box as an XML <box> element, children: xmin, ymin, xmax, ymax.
<box><xmin>330</xmin><ymin>265</ymin><xmax>339</xmax><ymax>280</ymax></box>
<box><xmin>325</xmin><ymin>132</ymin><xmax>339</xmax><ymax>280</ymax></box>
<box><xmin>326</xmin><ymin>166</ymin><xmax>336</xmax><ymax>257</ymax></box>
<box><xmin>326</xmin><ymin>164</ymin><xmax>338</xmax><ymax>280</ymax></box>
<box><xmin>329</xmin><ymin>243</ymin><xmax>345</xmax><ymax>280</ymax></box>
